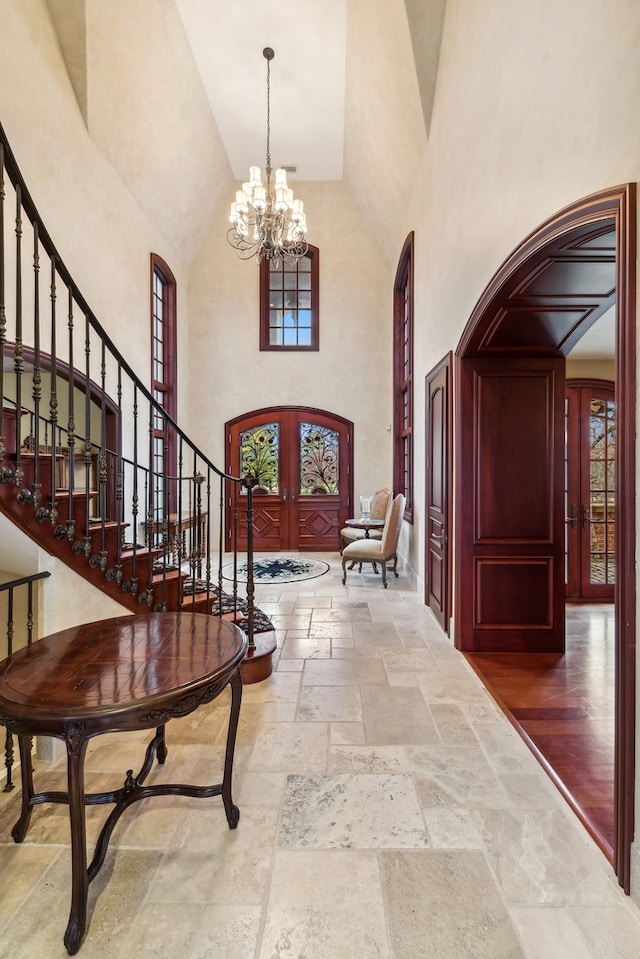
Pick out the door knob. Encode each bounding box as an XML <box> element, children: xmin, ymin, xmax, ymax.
<box><xmin>565</xmin><ymin>504</ymin><xmax>578</xmax><ymax>528</ymax></box>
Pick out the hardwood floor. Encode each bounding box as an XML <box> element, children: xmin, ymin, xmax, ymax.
<box><xmin>466</xmin><ymin>604</ymin><xmax>614</xmax><ymax>860</ymax></box>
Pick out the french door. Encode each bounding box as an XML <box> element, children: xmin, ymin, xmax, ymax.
<box><xmin>565</xmin><ymin>380</ymin><xmax>615</xmax><ymax>600</ymax></box>
<box><xmin>226</xmin><ymin>407</ymin><xmax>353</xmax><ymax>551</ymax></box>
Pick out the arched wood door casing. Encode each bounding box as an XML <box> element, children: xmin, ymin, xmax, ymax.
<box><xmin>226</xmin><ymin>407</ymin><xmax>353</xmax><ymax>551</ymax></box>
<box><xmin>454</xmin><ymin>184</ymin><xmax>636</xmax><ymax>892</ymax></box>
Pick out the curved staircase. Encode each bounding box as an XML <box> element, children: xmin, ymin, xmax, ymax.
<box><xmin>0</xmin><ymin>123</ymin><xmax>275</xmax><ymax>684</ymax></box>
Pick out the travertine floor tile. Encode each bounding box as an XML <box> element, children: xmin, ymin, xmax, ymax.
<box><xmin>1</xmin><ymin>553</ymin><xmax>638</xmax><ymax>958</ymax></box>
<box><xmin>258</xmin><ymin>849</ymin><xmax>389</xmax><ymax>958</ymax></box>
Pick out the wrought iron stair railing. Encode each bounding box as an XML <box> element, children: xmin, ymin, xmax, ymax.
<box><xmin>0</xmin><ymin>122</ymin><xmax>265</xmax><ymax>679</ymax></box>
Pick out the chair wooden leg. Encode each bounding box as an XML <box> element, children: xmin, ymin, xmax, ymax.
<box><xmin>382</xmin><ymin>561</ymin><xmax>387</xmax><ymax>588</ymax></box>
<box><xmin>342</xmin><ymin>557</ymin><xmax>348</xmax><ymax>585</ymax></box>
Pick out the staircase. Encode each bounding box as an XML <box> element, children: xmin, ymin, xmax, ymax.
<box><xmin>0</xmin><ymin>123</ymin><xmax>274</xmax><ymax>684</ymax></box>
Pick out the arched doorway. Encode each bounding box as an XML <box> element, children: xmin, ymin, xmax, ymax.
<box><xmin>454</xmin><ymin>185</ymin><xmax>636</xmax><ymax>890</ymax></box>
<box><xmin>225</xmin><ymin>407</ymin><xmax>353</xmax><ymax>552</ymax></box>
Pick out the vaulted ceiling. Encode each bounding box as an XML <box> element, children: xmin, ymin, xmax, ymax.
<box><xmin>45</xmin><ymin>0</ymin><xmax>445</xmax><ymax>265</ymax></box>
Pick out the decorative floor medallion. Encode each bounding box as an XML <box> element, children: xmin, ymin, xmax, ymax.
<box><xmin>222</xmin><ymin>556</ymin><xmax>330</xmax><ymax>584</ymax></box>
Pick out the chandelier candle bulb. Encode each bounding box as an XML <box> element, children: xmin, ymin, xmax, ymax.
<box><xmin>275</xmin><ymin>168</ymin><xmax>288</xmax><ymax>190</ymax></box>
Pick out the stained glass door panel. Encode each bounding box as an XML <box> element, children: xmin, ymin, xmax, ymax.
<box><xmin>227</xmin><ymin>409</ymin><xmax>352</xmax><ymax>551</ymax></box>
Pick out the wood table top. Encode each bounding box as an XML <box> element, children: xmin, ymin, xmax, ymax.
<box><xmin>0</xmin><ymin>612</ymin><xmax>246</xmax><ymax>723</ymax></box>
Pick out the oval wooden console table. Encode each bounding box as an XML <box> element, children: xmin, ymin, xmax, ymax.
<box><xmin>0</xmin><ymin>611</ymin><xmax>247</xmax><ymax>955</ymax></box>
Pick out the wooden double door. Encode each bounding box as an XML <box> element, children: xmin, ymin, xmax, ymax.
<box><xmin>226</xmin><ymin>407</ymin><xmax>353</xmax><ymax>551</ymax></box>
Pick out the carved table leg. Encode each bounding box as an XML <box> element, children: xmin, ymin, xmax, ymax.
<box><xmin>11</xmin><ymin>735</ymin><xmax>34</xmax><ymax>842</ymax></box>
<box><xmin>222</xmin><ymin>668</ymin><xmax>242</xmax><ymax>829</ymax></box>
<box><xmin>63</xmin><ymin>725</ymin><xmax>89</xmax><ymax>956</ymax></box>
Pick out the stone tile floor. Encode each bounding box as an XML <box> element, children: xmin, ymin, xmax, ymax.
<box><xmin>0</xmin><ymin>553</ymin><xmax>639</xmax><ymax>957</ymax></box>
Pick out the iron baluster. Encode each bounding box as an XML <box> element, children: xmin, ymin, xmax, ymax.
<box><xmin>106</xmin><ymin>363</ymin><xmax>123</xmax><ymax>583</ymax></box>
<box><xmin>46</xmin><ymin>255</ymin><xmax>59</xmax><ymax>526</ymax></box>
<box><xmin>55</xmin><ymin>287</ymin><xmax>76</xmax><ymax>541</ymax></box>
<box><xmin>90</xmin><ymin>340</ymin><xmax>108</xmax><ymax>571</ymax></box>
<box><xmin>31</xmin><ymin>221</ymin><xmax>43</xmax><ymax>513</ymax></box>
<box><xmin>14</xmin><ymin>184</ymin><xmax>25</xmax><ymax>494</ymax></box>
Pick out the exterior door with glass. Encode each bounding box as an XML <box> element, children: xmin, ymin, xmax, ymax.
<box><xmin>226</xmin><ymin>408</ymin><xmax>353</xmax><ymax>551</ymax></box>
<box><xmin>565</xmin><ymin>380</ymin><xmax>615</xmax><ymax>600</ymax></box>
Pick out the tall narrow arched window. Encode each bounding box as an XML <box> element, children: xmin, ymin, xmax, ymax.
<box><xmin>260</xmin><ymin>245</ymin><xmax>319</xmax><ymax>350</ymax></box>
<box><xmin>393</xmin><ymin>232</ymin><xmax>414</xmax><ymax>522</ymax></box>
<box><xmin>150</xmin><ymin>254</ymin><xmax>177</xmax><ymax>517</ymax></box>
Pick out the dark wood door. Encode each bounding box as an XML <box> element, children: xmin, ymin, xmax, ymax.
<box><xmin>456</xmin><ymin>357</ymin><xmax>566</xmax><ymax>653</ymax></box>
<box><xmin>425</xmin><ymin>355</ymin><xmax>452</xmax><ymax>632</ymax></box>
<box><xmin>565</xmin><ymin>380</ymin><xmax>615</xmax><ymax>601</ymax></box>
<box><xmin>226</xmin><ymin>407</ymin><xmax>352</xmax><ymax>551</ymax></box>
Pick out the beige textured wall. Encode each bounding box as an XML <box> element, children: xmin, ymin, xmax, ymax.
<box><xmin>187</xmin><ymin>180</ymin><xmax>393</xmax><ymax>524</ymax></box>
<box><xmin>403</xmin><ymin>0</ymin><xmax>640</xmax><ymax>585</ymax></box>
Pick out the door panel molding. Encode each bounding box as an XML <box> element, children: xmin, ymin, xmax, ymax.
<box><xmin>425</xmin><ymin>354</ymin><xmax>452</xmax><ymax>633</ymax></box>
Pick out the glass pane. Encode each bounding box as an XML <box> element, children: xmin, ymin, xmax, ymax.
<box><xmin>270</xmin><ymin>291</ymin><xmax>283</xmax><ymax>308</ymax></box>
<box><xmin>298</xmin><ymin>328</ymin><xmax>312</xmax><ymax>346</ymax></box>
<box><xmin>240</xmin><ymin>423</ymin><xmax>279</xmax><ymax>492</ymax></box>
<box><xmin>298</xmin><ymin>256</ymin><xmax>311</xmax><ymax>272</ymax></box>
<box><xmin>299</xmin><ymin>423</ymin><xmax>339</xmax><ymax>494</ymax></box>
<box><xmin>284</xmin><ymin>272</ymin><xmax>297</xmax><ymax>290</ymax></box>
<box><xmin>590</xmin><ymin>553</ymin><xmax>606</xmax><ymax>584</ymax></box>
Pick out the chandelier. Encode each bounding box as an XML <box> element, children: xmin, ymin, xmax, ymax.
<box><xmin>227</xmin><ymin>47</ymin><xmax>308</xmax><ymax>265</ymax></box>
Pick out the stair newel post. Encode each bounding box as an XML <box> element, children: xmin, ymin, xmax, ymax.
<box><xmin>30</xmin><ymin>220</ymin><xmax>42</xmax><ymax>513</ymax></box>
<box><xmin>107</xmin><ymin>363</ymin><xmax>123</xmax><ymax>583</ymax></box>
<box><xmin>139</xmin><ymin>394</ymin><xmax>155</xmax><ymax>607</ymax></box>
<box><xmin>204</xmin><ymin>466</ymin><xmax>212</xmax><ymax>604</ymax></box>
<box><xmin>216</xmin><ymin>471</ymin><xmax>225</xmax><ymax>617</ymax></box>
<box><xmin>46</xmin><ymin>255</ymin><xmax>58</xmax><ymax>526</ymax></box>
<box><xmin>176</xmin><ymin>434</ymin><xmax>186</xmax><ymax>606</ymax></box>
<box><xmin>55</xmin><ymin>286</ymin><xmax>76</xmax><ymax>541</ymax></box>
<box><xmin>194</xmin><ymin>469</ymin><xmax>204</xmax><ymax>581</ymax></box>
<box><xmin>154</xmin><ymin>414</ymin><xmax>170</xmax><ymax>612</ymax></box>
<box><xmin>122</xmin><ymin>382</ymin><xmax>139</xmax><ymax>596</ymax></box>
<box><xmin>243</xmin><ymin>475</ymin><xmax>257</xmax><ymax>654</ymax></box>
<box><xmin>90</xmin><ymin>340</ymin><xmax>108</xmax><ymax>571</ymax></box>
<box><xmin>14</xmin><ymin>184</ymin><xmax>25</xmax><ymax>495</ymax></box>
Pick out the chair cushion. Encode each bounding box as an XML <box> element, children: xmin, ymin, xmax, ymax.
<box><xmin>340</xmin><ymin>527</ymin><xmax>382</xmax><ymax>545</ymax></box>
<box><xmin>342</xmin><ymin>539</ymin><xmax>384</xmax><ymax>561</ymax></box>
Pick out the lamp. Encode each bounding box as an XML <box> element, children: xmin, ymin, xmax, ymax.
<box><xmin>227</xmin><ymin>48</ymin><xmax>308</xmax><ymax>266</ymax></box>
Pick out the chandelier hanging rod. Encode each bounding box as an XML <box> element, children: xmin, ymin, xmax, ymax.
<box><xmin>227</xmin><ymin>47</ymin><xmax>308</xmax><ymax>266</ymax></box>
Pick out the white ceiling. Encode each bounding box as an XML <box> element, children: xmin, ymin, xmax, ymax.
<box><xmin>175</xmin><ymin>0</ymin><xmax>347</xmax><ymax>182</ymax></box>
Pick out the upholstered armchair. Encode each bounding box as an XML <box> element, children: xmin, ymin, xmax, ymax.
<box><xmin>339</xmin><ymin>486</ymin><xmax>391</xmax><ymax>553</ymax></box>
<box><xmin>341</xmin><ymin>493</ymin><xmax>406</xmax><ymax>587</ymax></box>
